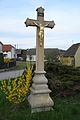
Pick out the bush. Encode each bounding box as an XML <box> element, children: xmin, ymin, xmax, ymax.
<box><xmin>3</xmin><ymin>58</ymin><xmax>16</xmax><ymax>68</ymax></box>
<box><xmin>4</xmin><ymin>58</ymin><xmax>11</xmax><ymax>63</ymax></box>
<box><xmin>0</xmin><ymin>67</ymin><xmax>32</xmax><ymax>104</ymax></box>
<box><xmin>0</xmin><ymin>53</ymin><xmax>4</xmax><ymax>69</ymax></box>
<box><xmin>45</xmin><ymin>62</ymin><xmax>80</xmax><ymax>96</ymax></box>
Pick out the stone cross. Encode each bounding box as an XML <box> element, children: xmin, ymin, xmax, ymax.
<box><xmin>25</xmin><ymin>7</ymin><xmax>55</xmax><ymax>113</ymax></box>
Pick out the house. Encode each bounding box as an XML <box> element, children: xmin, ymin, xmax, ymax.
<box><xmin>26</xmin><ymin>48</ymin><xmax>65</xmax><ymax>62</ymax></box>
<box><xmin>16</xmin><ymin>49</ymin><xmax>27</xmax><ymax>61</ymax></box>
<box><xmin>16</xmin><ymin>49</ymin><xmax>22</xmax><ymax>58</ymax></box>
<box><xmin>2</xmin><ymin>45</ymin><xmax>16</xmax><ymax>59</ymax></box>
<box><xmin>0</xmin><ymin>41</ymin><xmax>3</xmax><ymax>53</ymax></box>
<box><xmin>60</xmin><ymin>43</ymin><xmax>80</xmax><ymax>67</ymax></box>
<box><xmin>26</xmin><ymin>49</ymin><xmax>36</xmax><ymax>61</ymax></box>
<box><xmin>16</xmin><ymin>49</ymin><xmax>22</xmax><ymax>60</ymax></box>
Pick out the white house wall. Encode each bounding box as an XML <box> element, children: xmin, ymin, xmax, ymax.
<box><xmin>26</xmin><ymin>55</ymin><xmax>30</xmax><ymax>61</ymax></box>
<box><xmin>32</xmin><ymin>55</ymin><xmax>36</xmax><ymax>61</ymax></box>
<box><xmin>11</xmin><ymin>47</ymin><xmax>16</xmax><ymax>58</ymax></box>
<box><xmin>4</xmin><ymin>48</ymin><xmax>16</xmax><ymax>59</ymax></box>
<box><xmin>0</xmin><ymin>43</ymin><xmax>2</xmax><ymax>53</ymax></box>
<box><xmin>26</xmin><ymin>55</ymin><xmax>47</xmax><ymax>62</ymax></box>
<box><xmin>26</xmin><ymin>55</ymin><xmax>36</xmax><ymax>61</ymax></box>
<box><xmin>4</xmin><ymin>51</ymin><xmax>11</xmax><ymax>58</ymax></box>
<box><xmin>75</xmin><ymin>46</ymin><xmax>80</xmax><ymax>67</ymax></box>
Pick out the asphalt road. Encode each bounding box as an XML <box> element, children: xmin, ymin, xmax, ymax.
<box><xmin>0</xmin><ymin>70</ymin><xmax>24</xmax><ymax>80</ymax></box>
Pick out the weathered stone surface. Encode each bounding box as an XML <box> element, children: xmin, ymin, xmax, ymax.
<box><xmin>25</xmin><ymin>7</ymin><xmax>55</xmax><ymax>113</ymax></box>
<box><xmin>28</xmin><ymin>86</ymin><xmax>54</xmax><ymax>113</ymax></box>
<box><xmin>28</xmin><ymin>71</ymin><xmax>54</xmax><ymax>113</ymax></box>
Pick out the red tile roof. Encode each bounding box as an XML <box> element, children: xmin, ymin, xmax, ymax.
<box><xmin>2</xmin><ymin>45</ymin><xmax>14</xmax><ymax>52</ymax></box>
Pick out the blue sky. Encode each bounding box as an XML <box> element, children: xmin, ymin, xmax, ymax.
<box><xmin>0</xmin><ymin>0</ymin><xmax>80</xmax><ymax>50</ymax></box>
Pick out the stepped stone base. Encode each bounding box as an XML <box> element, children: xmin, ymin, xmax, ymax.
<box><xmin>28</xmin><ymin>71</ymin><xmax>54</xmax><ymax>113</ymax></box>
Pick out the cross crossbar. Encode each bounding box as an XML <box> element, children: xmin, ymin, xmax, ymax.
<box><xmin>25</xmin><ymin>18</ymin><xmax>55</xmax><ymax>29</ymax></box>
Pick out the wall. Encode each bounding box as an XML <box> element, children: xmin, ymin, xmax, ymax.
<box><xmin>0</xmin><ymin>43</ymin><xmax>2</xmax><ymax>53</ymax></box>
<box><xmin>75</xmin><ymin>46</ymin><xmax>80</xmax><ymax>67</ymax></box>
<box><xmin>3</xmin><ymin>51</ymin><xmax>11</xmax><ymax>58</ymax></box>
<box><xmin>11</xmin><ymin>47</ymin><xmax>16</xmax><ymax>58</ymax></box>
<box><xmin>26</xmin><ymin>55</ymin><xmax>36</xmax><ymax>61</ymax></box>
<box><xmin>60</xmin><ymin>56</ymin><xmax>74</xmax><ymax>66</ymax></box>
<box><xmin>3</xmin><ymin>48</ymin><xmax>16</xmax><ymax>59</ymax></box>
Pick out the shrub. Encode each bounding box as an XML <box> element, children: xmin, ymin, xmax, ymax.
<box><xmin>0</xmin><ymin>67</ymin><xmax>32</xmax><ymax>104</ymax></box>
<box><xmin>0</xmin><ymin>53</ymin><xmax>4</xmax><ymax>69</ymax></box>
<box><xmin>45</xmin><ymin>61</ymin><xmax>80</xmax><ymax>96</ymax></box>
<box><xmin>4</xmin><ymin>58</ymin><xmax>11</xmax><ymax>63</ymax></box>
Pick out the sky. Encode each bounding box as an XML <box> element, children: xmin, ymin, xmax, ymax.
<box><xmin>0</xmin><ymin>0</ymin><xmax>80</xmax><ymax>50</ymax></box>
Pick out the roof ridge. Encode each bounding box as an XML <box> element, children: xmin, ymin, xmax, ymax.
<box><xmin>63</xmin><ymin>43</ymin><xmax>80</xmax><ymax>57</ymax></box>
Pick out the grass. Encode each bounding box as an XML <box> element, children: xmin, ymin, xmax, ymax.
<box><xmin>0</xmin><ymin>91</ymin><xmax>80</xmax><ymax>120</ymax></box>
<box><xmin>0</xmin><ymin>61</ymin><xmax>32</xmax><ymax>72</ymax></box>
<box><xmin>11</xmin><ymin>61</ymin><xmax>35</xmax><ymax>71</ymax></box>
<box><xmin>0</xmin><ymin>62</ymin><xmax>80</xmax><ymax>120</ymax></box>
<box><xmin>14</xmin><ymin>61</ymin><xmax>28</xmax><ymax>70</ymax></box>
<box><xmin>0</xmin><ymin>61</ymin><xmax>35</xmax><ymax>73</ymax></box>
<box><xmin>0</xmin><ymin>61</ymin><xmax>27</xmax><ymax>72</ymax></box>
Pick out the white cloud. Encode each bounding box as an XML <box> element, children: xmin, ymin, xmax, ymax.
<box><xmin>0</xmin><ymin>6</ymin><xmax>80</xmax><ymax>36</ymax></box>
<box><xmin>0</xmin><ymin>18</ymin><xmax>37</xmax><ymax>36</ymax></box>
<box><xmin>44</xmin><ymin>37</ymin><xmax>73</xmax><ymax>50</ymax></box>
<box><xmin>0</xmin><ymin>6</ymin><xmax>80</xmax><ymax>50</ymax></box>
<box><xmin>0</xmin><ymin>37</ymin><xmax>36</xmax><ymax>49</ymax></box>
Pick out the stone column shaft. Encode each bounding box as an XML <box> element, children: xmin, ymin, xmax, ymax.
<box><xmin>36</xmin><ymin>12</ymin><xmax>44</xmax><ymax>71</ymax></box>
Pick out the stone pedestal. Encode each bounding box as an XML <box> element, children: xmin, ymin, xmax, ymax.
<box><xmin>25</xmin><ymin>7</ymin><xmax>55</xmax><ymax>113</ymax></box>
<box><xmin>28</xmin><ymin>71</ymin><xmax>54</xmax><ymax>113</ymax></box>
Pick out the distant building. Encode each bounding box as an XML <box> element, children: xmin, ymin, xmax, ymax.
<box><xmin>16</xmin><ymin>49</ymin><xmax>22</xmax><ymax>58</ymax></box>
<box><xmin>2</xmin><ymin>45</ymin><xmax>16</xmax><ymax>59</ymax></box>
<box><xmin>0</xmin><ymin>41</ymin><xmax>3</xmax><ymax>53</ymax></box>
<box><xmin>26</xmin><ymin>48</ymin><xmax>65</xmax><ymax>62</ymax></box>
<box><xmin>60</xmin><ymin>43</ymin><xmax>80</xmax><ymax>67</ymax></box>
<box><xmin>16</xmin><ymin>49</ymin><xmax>22</xmax><ymax>60</ymax></box>
<box><xmin>26</xmin><ymin>48</ymin><xmax>36</xmax><ymax>61</ymax></box>
<box><xmin>16</xmin><ymin>49</ymin><xmax>27</xmax><ymax>61</ymax></box>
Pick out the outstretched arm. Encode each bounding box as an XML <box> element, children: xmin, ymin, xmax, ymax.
<box><xmin>44</xmin><ymin>23</ymin><xmax>49</xmax><ymax>27</ymax></box>
<box><xmin>33</xmin><ymin>21</ymin><xmax>40</xmax><ymax>27</ymax></box>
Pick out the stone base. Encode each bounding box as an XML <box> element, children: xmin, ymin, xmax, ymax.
<box><xmin>28</xmin><ymin>71</ymin><xmax>54</xmax><ymax>113</ymax></box>
<box><xmin>28</xmin><ymin>94</ymin><xmax>53</xmax><ymax>113</ymax></box>
<box><xmin>32</xmin><ymin>107</ymin><xmax>53</xmax><ymax>113</ymax></box>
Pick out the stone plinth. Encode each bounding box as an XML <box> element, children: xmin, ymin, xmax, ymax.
<box><xmin>28</xmin><ymin>71</ymin><xmax>54</xmax><ymax>113</ymax></box>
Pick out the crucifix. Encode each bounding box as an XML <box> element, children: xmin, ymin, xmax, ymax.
<box><xmin>25</xmin><ymin>7</ymin><xmax>55</xmax><ymax>113</ymax></box>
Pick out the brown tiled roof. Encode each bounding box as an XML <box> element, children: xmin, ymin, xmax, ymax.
<box><xmin>2</xmin><ymin>45</ymin><xmax>14</xmax><ymax>52</ymax></box>
<box><xmin>63</xmin><ymin>43</ymin><xmax>80</xmax><ymax>57</ymax></box>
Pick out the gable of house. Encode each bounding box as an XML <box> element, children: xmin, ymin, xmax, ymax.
<box><xmin>63</xmin><ymin>43</ymin><xmax>80</xmax><ymax>57</ymax></box>
<box><xmin>60</xmin><ymin>43</ymin><xmax>80</xmax><ymax>66</ymax></box>
<box><xmin>74</xmin><ymin>45</ymin><xmax>80</xmax><ymax>67</ymax></box>
<box><xmin>2</xmin><ymin>45</ymin><xmax>16</xmax><ymax>58</ymax></box>
<box><xmin>0</xmin><ymin>41</ymin><xmax>3</xmax><ymax>53</ymax></box>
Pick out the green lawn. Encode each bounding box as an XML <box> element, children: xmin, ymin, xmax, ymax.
<box><xmin>0</xmin><ymin>91</ymin><xmax>80</xmax><ymax>120</ymax></box>
<box><xmin>15</xmin><ymin>61</ymin><xmax>28</xmax><ymax>70</ymax></box>
<box><xmin>0</xmin><ymin>61</ymin><xmax>35</xmax><ymax>72</ymax></box>
<box><xmin>5</xmin><ymin>61</ymin><xmax>31</xmax><ymax>71</ymax></box>
<box><xmin>0</xmin><ymin>62</ymin><xmax>80</xmax><ymax>120</ymax></box>
<box><xmin>12</xmin><ymin>61</ymin><xmax>35</xmax><ymax>71</ymax></box>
